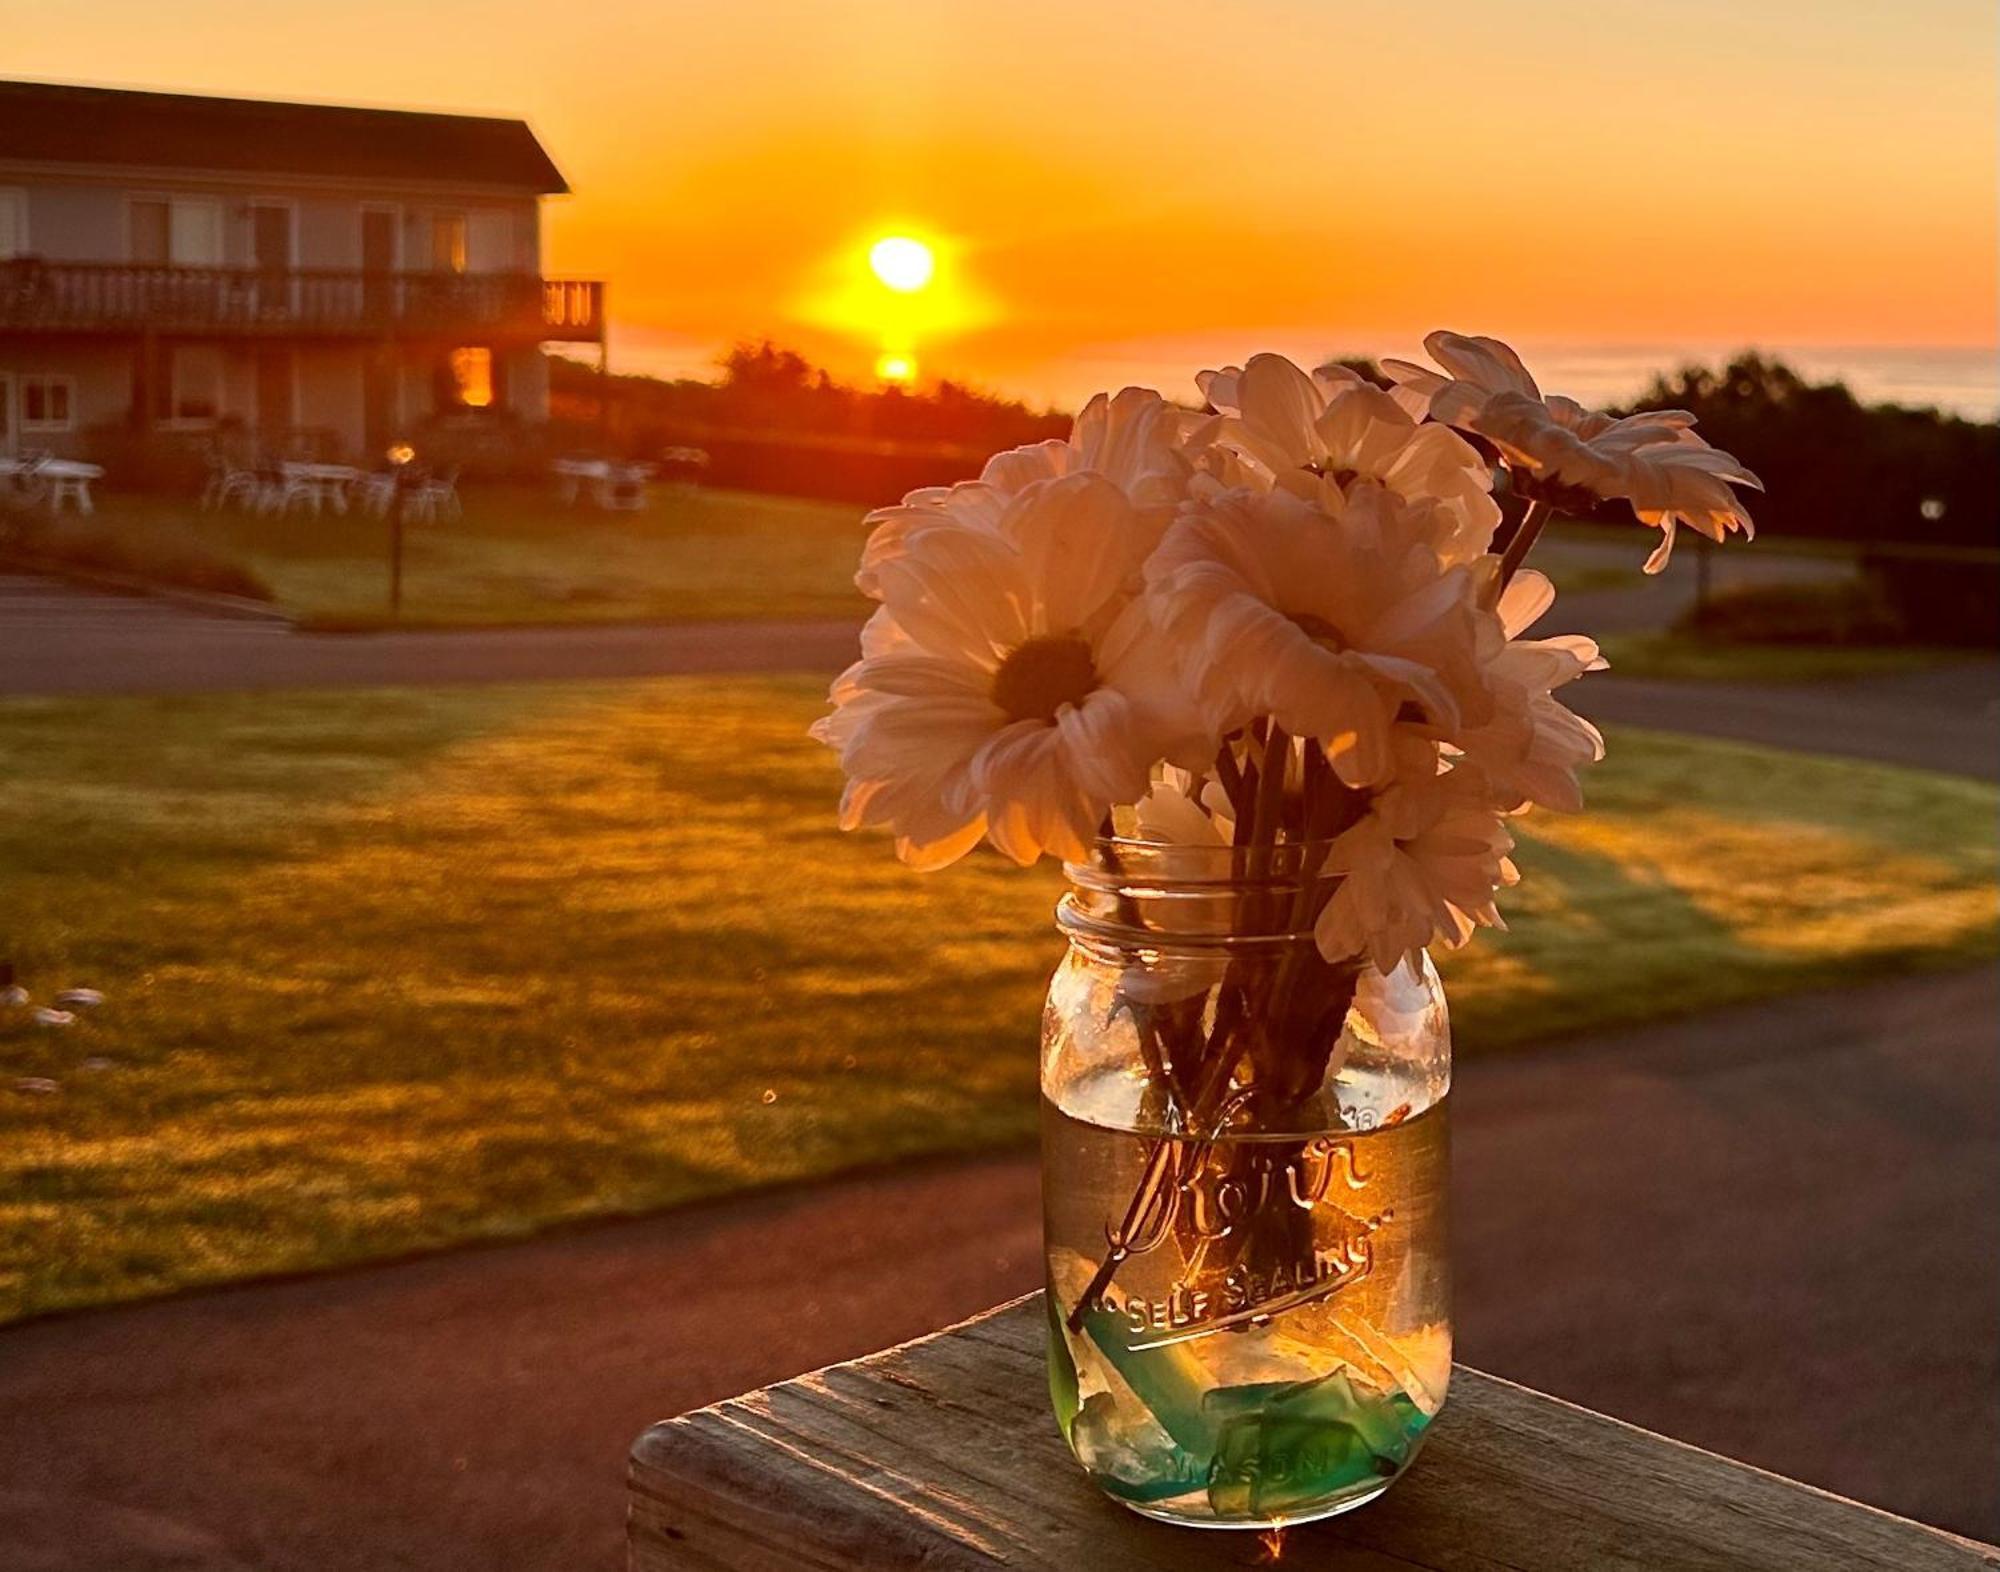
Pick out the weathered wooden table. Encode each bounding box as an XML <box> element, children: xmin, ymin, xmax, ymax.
<box><xmin>629</xmin><ymin>1294</ymin><xmax>2000</xmax><ymax>1570</ymax></box>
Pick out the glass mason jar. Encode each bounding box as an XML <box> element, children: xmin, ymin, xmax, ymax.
<box><xmin>1041</xmin><ymin>839</ymin><xmax>1452</xmax><ymax>1529</ymax></box>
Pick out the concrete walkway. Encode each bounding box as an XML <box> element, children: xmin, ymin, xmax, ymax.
<box><xmin>1568</xmin><ymin>660</ymin><xmax>2000</xmax><ymax>781</ymax></box>
<box><xmin>0</xmin><ymin>575</ymin><xmax>865</xmax><ymax>695</ymax></box>
<box><xmin>3</xmin><ymin>966</ymin><xmax>1993</xmax><ymax>1569</ymax></box>
<box><xmin>4</xmin><ymin>575</ymin><xmax>1996</xmax><ymax>780</ymax></box>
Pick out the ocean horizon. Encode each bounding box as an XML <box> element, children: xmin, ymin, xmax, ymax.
<box><xmin>602</xmin><ymin>329</ymin><xmax>1999</xmax><ymax>423</ymax></box>
<box><xmin>1036</xmin><ymin>339</ymin><xmax>2000</xmax><ymax>423</ymax></box>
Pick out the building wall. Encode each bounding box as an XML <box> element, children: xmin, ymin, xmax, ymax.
<box><xmin>2</xmin><ymin>164</ymin><xmax>563</xmax><ymax>464</ymax></box>
<box><xmin>2</xmin><ymin>168</ymin><xmax>539</xmax><ymax>273</ymax></box>
<box><xmin>0</xmin><ymin>340</ymin><xmax>134</xmax><ymax>458</ymax></box>
<box><xmin>294</xmin><ymin>344</ymin><xmax>368</xmax><ymax>452</ymax></box>
<box><xmin>0</xmin><ymin>342</ymin><xmax>557</xmax><ymax>459</ymax></box>
<box><xmin>504</xmin><ymin>346</ymin><xmax>549</xmax><ymax>419</ymax></box>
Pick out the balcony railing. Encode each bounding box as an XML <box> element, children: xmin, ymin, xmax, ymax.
<box><xmin>0</xmin><ymin>260</ymin><xmax>604</xmax><ymax>343</ymax></box>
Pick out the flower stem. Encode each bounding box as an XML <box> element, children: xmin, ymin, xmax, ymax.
<box><xmin>1494</xmin><ymin>498</ymin><xmax>1553</xmax><ymax>595</ymax></box>
<box><xmin>1213</xmin><ymin>738</ymin><xmax>1248</xmax><ymax>821</ymax></box>
<box><xmin>1065</xmin><ymin>729</ymin><xmax>1359</xmax><ymax>1328</ymax></box>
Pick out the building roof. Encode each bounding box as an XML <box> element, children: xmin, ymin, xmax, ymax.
<box><xmin>0</xmin><ymin>80</ymin><xmax>569</xmax><ymax>193</ymax></box>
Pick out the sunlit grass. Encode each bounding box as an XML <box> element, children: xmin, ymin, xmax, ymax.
<box><xmin>54</xmin><ymin>484</ymin><xmax>871</xmax><ymax>628</ymax></box>
<box><xmin>1</xmin><ymin>680</ymin><xmax>1993</xmax><ymax>1322</ymax></box>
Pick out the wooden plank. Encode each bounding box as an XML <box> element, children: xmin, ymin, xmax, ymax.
<box><xmin>629</xmin><ymin>1294</ymin><xmax>2000</xmax><ymax>1571</ymax></box>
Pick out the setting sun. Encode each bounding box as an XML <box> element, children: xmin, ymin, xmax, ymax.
<box><xmin>874</xmin><ymin>352</ymin><xmax>916</xmax><ymax>384</ymax></box>
<box><xmin>868</xmin><ymin>236</ymin><xmax>934</xmax><ymax>294</ymax></box>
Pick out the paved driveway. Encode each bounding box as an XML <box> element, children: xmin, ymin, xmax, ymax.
<box><xmin>1</xmin><ymin>967</ymin><xmax>1992</xmax><ymax>1570</ymax></box>
<box><xmin>1568</xmin><ymin>660</ymin><xmax>2000</xmax><ymax>780</ymax></box>
<box><xmin>3</xmin><ymin>575</ymin><xmax>1996</xmax><ymax>780</ymax></box>
<box><xmin>0</xmin><ymin>576</ymin><xmax>865</xmax><ymax>695</ymax></box>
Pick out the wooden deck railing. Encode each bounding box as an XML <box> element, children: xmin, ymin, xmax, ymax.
<box><xmin>629</xmin><ymin>1295</ymin><xmax>2000</xmax><ymax>1571</ymax></box>
<box><xmin>0</xmin><ymin>260</ymin><xmax>603</xmax><ymax>343</ymax></box>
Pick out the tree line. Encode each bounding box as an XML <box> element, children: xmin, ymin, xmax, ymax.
<box><xmin>554</xmin><ymin>343</ymin><xmax>1996</xmax><ymax>551</ymax></box>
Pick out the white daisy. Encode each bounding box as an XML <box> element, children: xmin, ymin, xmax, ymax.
<box><xmin>1194</xmin><ymin>353</ymin><xmax>1500</xmax><ymax>564</ymax></box>
<box><xmin>1144</xmin><ymin>482</ymin><xmax>1498</xmax><ymax>788</ymax></box>
<box><xmin>1383</xmin><ymin>331</ymin><xmax>1761</xmax><ymax>572</ymax></box>
<box><xmin>856</xmin><ymin>385</ymin><xmax>1193</xmax><ymax>597</ymax></box>
<box><xmin>1450</xmin><ymin>570</ymin><xmax>1606</xmax><ymax>813</ymax></box>
<box><xmin>814</xmin><ymin>471</ymin><xmax>1203</xmax><ymax>869</ymax></box>
<box><xmin>1314</xmin><ymin>764</ymin><xmax>1519</xmax><ymax>974</ymax></box>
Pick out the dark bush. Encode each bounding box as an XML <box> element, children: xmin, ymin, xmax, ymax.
<box><xmin>0</xmin><ymin>517</ymin><xmax>273</xmax><ymax>603</ymax></box>
<box><xmin>1680</xmin><ymin>579</ymin><xmax>1903</xmax><ymax>646</ymax></box>
<box><xmin>1680</xmin><ymin>559</ymin><xmax>1998</xmax><ymax>649</ymax></box>
<box><xmin>1859</xmin><ymin>549</ymin><xmax>2000</xmax><ymax>646</ymax></box>
<box><xmin>79</xmin><ymin>423</ymin><xmax>212</xmax><ymax>492</ymax></box>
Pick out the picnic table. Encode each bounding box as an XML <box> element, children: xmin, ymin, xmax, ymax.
<box><xmin>0</xmin><ymin>456</ymin><xmax>104</xmax><ymax>514</ymax></box>
<box><xmin>628</xmin><ymin>1294</ymin><xmax>1999</xmax><ymax>1571</ymax></box>
<box><xmin>279</xmin><ymin>462</ymin><xmax>360</xmax><ymax>515</ymax></box>
<box><xmin>554</xmin><ymin>457</ymin><xmax>653</xmax><ymax>511</ymax></box>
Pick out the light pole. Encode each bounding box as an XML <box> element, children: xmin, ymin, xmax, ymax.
<box><xmin>385</xmin><ymin>442</ymin><xmax>415</xmax><ymax>617</ymax></box>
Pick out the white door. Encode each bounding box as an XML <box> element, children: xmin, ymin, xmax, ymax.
<box><xmin>169</xmin><ymin>198</ymin><xmax>224</xmax><ymax>266</ymax></box>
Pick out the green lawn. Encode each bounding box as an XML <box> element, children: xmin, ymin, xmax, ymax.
<box><xmin>19</xmin><ymin>484</ymin><xmax>871</xmax><ymax>628</ymax></box>
<box><xmin>2</xmin><ymin>678</ymin><xmax>1994</xmax><ymax>1323</ymax></box>
<box><xmin>20</xmin><ymin>493</ymin><xmax>1956</xmax><ymax>689</ymax></box>
<box><xmin>1598</xmin><ymin>632</ymin><xmax>1968</xmax><ymax>683</ymax></box>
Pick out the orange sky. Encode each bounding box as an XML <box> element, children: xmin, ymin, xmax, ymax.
<box><xmin>10</xmin><ymin>0</ymin><xmax>1997</xmax><ymax>403</ymax></box>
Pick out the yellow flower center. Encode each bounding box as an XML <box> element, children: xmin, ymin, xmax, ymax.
<box><xmin>991</xmin><ymin>635</ymin><xmax>1100</xmax><ymax>723</ymax></box>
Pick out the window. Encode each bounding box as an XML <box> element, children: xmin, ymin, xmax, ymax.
<box><xmin>20</xmin><ymin>374</ymin><xmax>74</xmax><ymax>433</ymax></box>
<box><xmin>445</xmin><ymin>346</ymin><xmax>494</xmax><ymax>409</ymax></box>
<box><xmin>130</xmin><ymin>197</ymin><xmax>223</xmax><ymax>265</ymax></box>
<box><xmin>0</xmin><ymin>189</ymin><xmax>26</xmax><ymax>259</ymax></box>
<box><xmin>158</xmin><ymin>345</ymin><xmax>225</xmax><ymax>425</ymax></box>
<box><xmin>430</xmin><ymin>212</ymin><xmax>468</xmax><ymax>274</ymax></box>
<box><xmin>466</xmin><ymin>209</ymin><xmax>513</xmax><ymax>272</ymax></box>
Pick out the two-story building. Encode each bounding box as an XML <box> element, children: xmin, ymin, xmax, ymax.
<box><xmin>0</xmin><ymin>79</ymin><xmax>604</xmax><ymax>462</ymax></box>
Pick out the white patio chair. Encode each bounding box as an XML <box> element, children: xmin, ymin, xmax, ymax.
<box><xmin>356</xmin><ymin>472</ymin><xmax>397</xmax><ymax>517</ymax></box>
<box><xmin>258</xmin><ymin>462</ymin><xmax>318</xmax><ymax>516</ymax></box>
<box><xmin>553</xmin><ymin>456</ymin><xmax>604</xmax><ymax>506</ymax></box>
<box><xmin>1</xmin><ymin>456</ymin><xmax>50</xmax><ymax>514</ymax></box>
<box><xmin>201</xmin><ymin>453</ymin><xmax>261</xmax><ymax>512</ymax></box>
<box><xmin>46</xmin><ymin>463</ymin><xmax>105</xmax><ymax>516</ymax></box>
<box><xmin>411</xmin><ymin>466</ymin><xmax>461</xmax><ymax>524</ymax></box>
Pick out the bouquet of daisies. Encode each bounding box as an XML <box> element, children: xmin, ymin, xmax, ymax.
<box><xmin>815</xmin><ymin>331</ymin><xmax>1758</xmax><ymax>982</ymax></box>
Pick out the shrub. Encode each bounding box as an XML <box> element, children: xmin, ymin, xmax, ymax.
<box><xmin>1680</xmin><ymin>579</ymin><xmax>1903</xmax><ymax>646</ymax></box>
<box><xmin>78</xmin><ymin>424</ymin><xmax>213</xmax><ymax>493</ymax></box>
<box><xmin>1860</xmin><ymin>549</ymin><xmax>2000</xmax><ymax>646</ymax></box>
<box><xmin>1681</xmin><ymin>559</ymin><xmax>1998</xmax><ymax>650</ymax></box>
<box><xmin>0</xmin><ymin>516</ymin><xmax>273</xmax><ymax>603</ymax></box>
